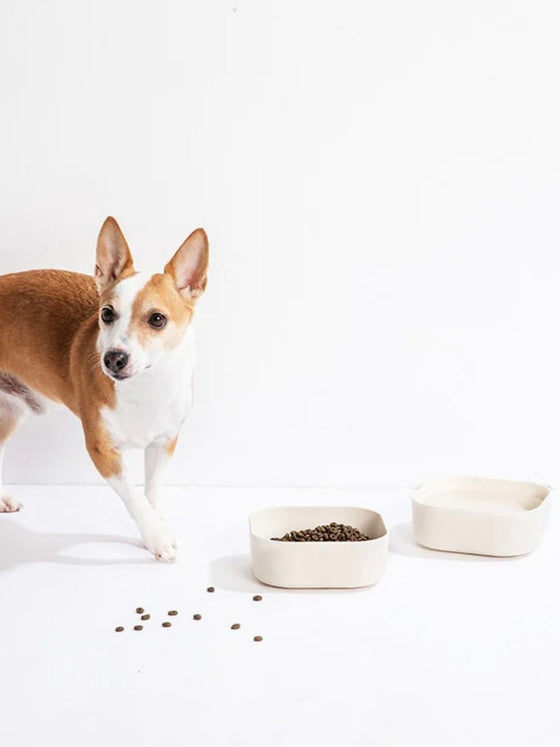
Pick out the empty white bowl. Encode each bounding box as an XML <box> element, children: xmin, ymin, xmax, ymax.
<box><xmin>412</xmin><ymin>476</ymin><xmax>551</xmax><ymax>557</ymax></box>
<box><xmin>249</xmin><ymin>506</ymin><xmax>388</xmax><ymax>588</ymax></box>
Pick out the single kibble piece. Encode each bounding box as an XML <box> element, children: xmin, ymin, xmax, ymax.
<box><xmin>136</xmin><ymin>607</ymin><xmax>144</xmax><ymax>614</ymax></box>
<box><xmin>168</xmin><ymin>610</ymin><xmax>178</xmax><ymax>616</ymax></box>
<box><xmin>207</xmin><ymin>586</ymin><xmax>215</xmax><ymax>593</ymax></box>
<box><xmin>162</xmin><ymin>622</ymin><xmax>172</xmax><ymax>628</ymax></box>
<box><xmin>193</xmin><ymin>614</ymin><xmax>202</xmax><ymax>620</ymax></box>
<box><xmin>271</xmin><ymin>522</ymin><xmax>370</xmax><ymax>542</ymax></box>
<box><xmin>252</xmin><ymin>595</ymin><xmax>263</xmax><ymax>602</ymax></box>
<box><xmin>231</xmin><ymin>623</ymin><xmax>241</xmax><ymax>630</ymax></box>
<box><xmin>115</xmin><ymin>626</ymin><xmax>124</xmax><ymax>633</ymax></box>
<box><xmin>253</xmin><ymin>636</ymin><xmax>263</xmax><ymax>642</ymax></box>
<box><xmin>141</xmin><ymin>614</ymin><xmax>150</xmax><ymax>621</ymax></box>
<box><xmin>134</xmin><ymin>625</ymin><xmax>143</xmax><ymax>631</ymax></box>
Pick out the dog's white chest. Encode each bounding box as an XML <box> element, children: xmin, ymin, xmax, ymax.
<box><xmin>101</xmin><ymin>330</ymin><xmax>196</xmax><ymax>449</ymax></box>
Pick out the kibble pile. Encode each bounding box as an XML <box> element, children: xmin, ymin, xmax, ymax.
<box><xmin>272</xmin><ymin>522</ymin><xmax>370</xmax><ymax>542</ymax></box>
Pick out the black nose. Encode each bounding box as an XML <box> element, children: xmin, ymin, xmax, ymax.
<box><xmin>104</xmin><ymin>350</ymin><xmax>129</xmax><ymax>373</ymax></box>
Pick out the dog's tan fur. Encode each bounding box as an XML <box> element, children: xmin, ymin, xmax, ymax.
<box><xmin>0</xmin><ymin>270</ymin><xmax>123</xmax><ymax>476</ymax></box>
<box><xmin>0</xmin><ymin>270</ymin><xmax>111</xmax><ymax>412</ymax></box>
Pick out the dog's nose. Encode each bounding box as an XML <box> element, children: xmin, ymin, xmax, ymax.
<box><xmin>104</xmin><ymin>350</ymin><xmax>129</xmax><ymax>373</ymax></box>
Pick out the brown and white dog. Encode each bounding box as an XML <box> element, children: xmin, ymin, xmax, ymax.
<box><xmin>0</xmin><ymin>217</ymin><xmax>209</xmax><ymax>562</ymax></box>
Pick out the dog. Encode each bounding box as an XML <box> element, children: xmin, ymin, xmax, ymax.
<box><xmin>0</xmin><ymin>217</ymin><xmax>209</xmax><ymax>562</ymax></box>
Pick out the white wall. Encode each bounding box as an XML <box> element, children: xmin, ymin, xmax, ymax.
<box><xmin>1</xmin><ymin>0</ymin><xmax>559</xmax><ymax>487</ymax></box>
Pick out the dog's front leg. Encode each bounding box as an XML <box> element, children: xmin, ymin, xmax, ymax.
<box><xmin>144</xmin><ymin>436</ymin><xmax>178</xmax><ymax>513</ymax></box>
<box><xmin>85</xmin><ymin>430</ymin><xmax>177</xmax><ymax>562</ymax></box>
<box><xmin>107</xmin><ymin>472</ymin><xmax>177</xmax><ymax>562</ymax></box>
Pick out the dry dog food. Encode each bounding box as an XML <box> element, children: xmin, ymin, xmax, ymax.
<box><xmin>113</xmin><ymin>604</ymin><xmax>266</xmax><ymax>641</ymax></box>
<box><xmin>252</xmin><ymin>595</ymin><xmax>262</xmax><ymax>602</ymax></box>
<box><xmin>207</xmin><ymin>587</ymin><xmax>215</xmax><ymax>593</ymax></box>
<box><xmin>272</xmin><ymin>522</ymin><xmax>370</xmax><ymax>542</ymax></box>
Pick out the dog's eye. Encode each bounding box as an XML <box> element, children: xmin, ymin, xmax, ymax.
<box><xmin>148</xmin><ymin>312</ymin><xmax>167</xmax><ymax>329</ymax></box>
<box><xmin>101</xmin><ymin>307</ymin><xmax>115</xmax><ymax>324</ymax></box>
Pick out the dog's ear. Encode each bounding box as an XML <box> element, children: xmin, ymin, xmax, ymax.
<box><xmin>95</xmin><ymin>216</ymin><xmax>134</xmax><ymax>291</ymax></box>
<box><xmin>164</xmin><ymin>228</ymin><xmax>209</xmax><ymax>300</ymax></box>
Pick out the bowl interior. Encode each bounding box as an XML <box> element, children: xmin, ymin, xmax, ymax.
<box><xmin>250</xmin><ymin>506</ymin><xmax>386</xmax><ymax>542</ymax></box>
<box><xmin>415</xmin><ymin>477</ymin><xmax>549</xmax><ymax>514</ymax></box>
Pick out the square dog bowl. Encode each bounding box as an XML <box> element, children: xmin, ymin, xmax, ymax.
<box><xmin>249</xmin><ymin>506</ymin><xmax>388</xmax><ymax>588</ymax></box>
<box><xmin>412</xmin><ymin>476</ymin><xmax>551</xmax><ymax>557</ymax></box>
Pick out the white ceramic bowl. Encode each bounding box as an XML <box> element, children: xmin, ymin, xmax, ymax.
<box><xmin>412</xmin><ymin>476</ymin><xmax>551</xmax><ymax>557</ymax></box>
<box><xmin>249</xmin><ymin>506</ymin><xmax>388</xmax><ymax>588</ymax></box>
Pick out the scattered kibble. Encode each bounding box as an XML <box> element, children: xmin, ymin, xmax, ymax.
<box><xmin>271</xmin><ymin>522</ymin><xmax>370</xmax><ymax>542</ymax></box>
<box><xmin>252</xmin><ymin>595</ymin><xmax>262</xmax><ymax>602</ymax></box>
<box><xmin>207</xmin><ymin>587</ymin><xmax>215</xmax><ymax>593</ymax></box>
<box><xmin>115</xmin><ymin>606</ymin><xmax>267</xmax><ymax>641</ymax></box>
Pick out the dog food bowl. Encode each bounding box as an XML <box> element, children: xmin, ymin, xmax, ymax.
<box><xmin>249</xmin><ymin>506</ymin><xmax>388</xmax><ymax>588</ymax></box>
<box><xmin>412</xmin><ymin>476</ymin><xmax>551</xmax><ymax>557</ymax></box>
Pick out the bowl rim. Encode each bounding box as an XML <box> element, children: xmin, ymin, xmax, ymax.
<box><xmin>249</xmin><ymin>505</ymin><xmax>388</xmax><ymax>544</ymax></box>
<box><xmin>412</xmin><ymin>476</ymin><xmax>551</xmax><ymax>516</ymax></box>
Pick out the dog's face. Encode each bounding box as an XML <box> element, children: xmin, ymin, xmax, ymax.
<box><xmin>95</xmin><ymin>217</ymin><xmax>208</xmax><ymax>382</ymax></box>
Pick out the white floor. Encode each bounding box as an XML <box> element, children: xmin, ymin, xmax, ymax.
<box><xmin>0</xmin><ymin>485</ymin><xmax>558</xmax><ymax>747</ymax></box>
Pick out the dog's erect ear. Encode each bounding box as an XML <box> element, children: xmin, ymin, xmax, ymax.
<box><xmin>95</xmin><ymin>217</ymin><xmax>134</xmax><ymax>291</ymax></box>
<box><xmin>164</xmin><ymin>228</ymin><xmax>209</xmax><ymax>300</ymax></box>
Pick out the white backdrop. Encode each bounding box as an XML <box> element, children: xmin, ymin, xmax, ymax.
<box><xmin>1</xmin><ymin>0</ymin><xmax>559</xmax><ymax>487</ymax></box>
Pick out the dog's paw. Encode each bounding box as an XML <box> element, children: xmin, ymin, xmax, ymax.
<box><xmin>143</xmin><ymin>522</ymin><xmax>178</xmax><ymax>563</ymax></box>
<box><xmin>0</xmin><ymin>495</ymin><xmax>22</xmax><ymax>513</ymax></box>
